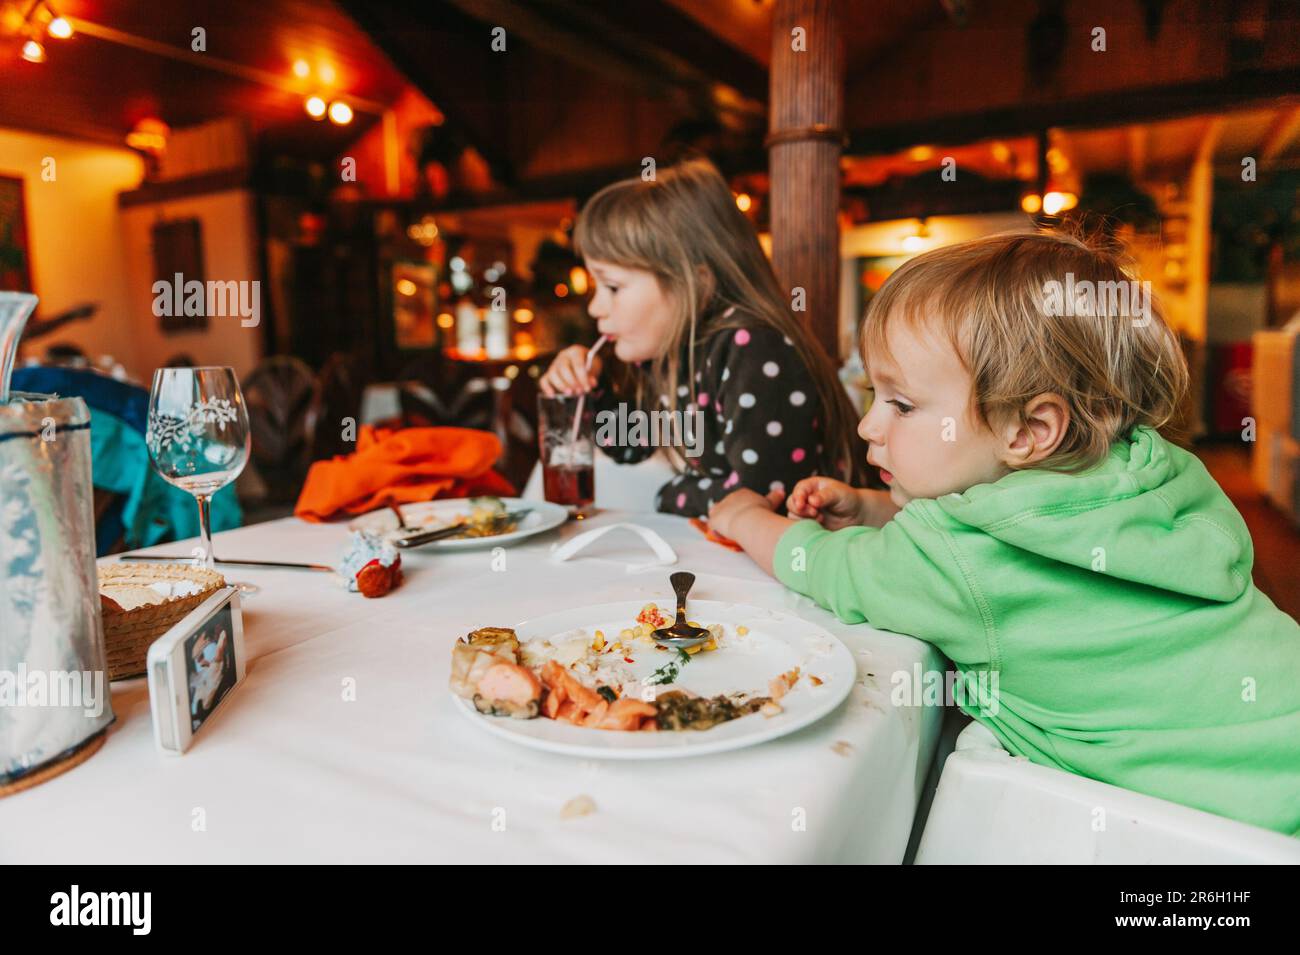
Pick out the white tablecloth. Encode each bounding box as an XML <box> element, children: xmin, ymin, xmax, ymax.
<box><xmin>3</xmin><ymin>510</ymin><xmax>944</xmax><ymax>863</ymax></box>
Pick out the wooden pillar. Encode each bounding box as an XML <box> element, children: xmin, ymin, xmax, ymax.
<box><xmin>768</xmin><ymin>0</ymin><xmax>844</xmax><ymax>362</ymax></box>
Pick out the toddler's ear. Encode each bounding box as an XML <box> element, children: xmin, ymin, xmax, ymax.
<box><xmin>1005</xmin><ymin>393</ymin><xmax>1070</xmax><ymax>467</ymax></box>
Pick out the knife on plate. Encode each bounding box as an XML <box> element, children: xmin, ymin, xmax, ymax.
<box><xmin>394</xmin><ymin>508</ymin><xmax>532</xmax><ymax>548</ymax></box>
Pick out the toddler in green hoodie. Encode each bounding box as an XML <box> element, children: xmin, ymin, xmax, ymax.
<box><xmin>709</xmin><ymin>231</ymin><xmax>1300</xmax><ymax>835</ymax></box>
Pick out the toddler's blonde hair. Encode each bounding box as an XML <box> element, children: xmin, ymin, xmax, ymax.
<box><xmin>862</xmin><ymin>229</ymin><xmax>1189</xmax><ymax>471</ymax></box>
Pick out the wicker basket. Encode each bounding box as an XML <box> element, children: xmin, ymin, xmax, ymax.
<box><xmin>99</xmin><ymin>563</ymin><xmax>226</xmax><ymax>680</ymax></box>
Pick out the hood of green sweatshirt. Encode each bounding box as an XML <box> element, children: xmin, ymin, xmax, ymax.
<box><xmin>929</xmin><ymin>427</ymin><xmax>1253</xmax><ymax>603</ymax></box>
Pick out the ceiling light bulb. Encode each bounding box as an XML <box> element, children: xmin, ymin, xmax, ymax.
<box><xmin>305</xmin><ymin>95</ymin><xmax>327</xmax><ymax>119</ymax></box>
<box><xmin>48</xmin><ymin>17</ymin><xmax>73</xmax><ymax>39</ymax></box>
<box><xmin>21</xmin><ymin>39</ymin><xmax>45</xmax><ymax>62</ymax></box>
<box><xmin>327</xmin><ymin>100</ymin><xmax>353</xmax><ymax>125</ymax></box>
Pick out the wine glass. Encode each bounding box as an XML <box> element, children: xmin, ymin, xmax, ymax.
<box><xmin>146</xmin><ymin>366</ymin><xmax>250</xmax><ymax>577</ymax></box>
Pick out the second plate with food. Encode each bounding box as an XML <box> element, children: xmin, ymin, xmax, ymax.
<box><xmin>349</xmin><ymin>496</ymin><xmax>568</xmax><ymax>550</ymax></box>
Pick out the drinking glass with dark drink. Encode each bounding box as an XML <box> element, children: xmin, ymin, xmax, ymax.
<box><xmin>538</xmin><ymin>394</ymin><xmax>596</xmax><ymax>517</ymax></box>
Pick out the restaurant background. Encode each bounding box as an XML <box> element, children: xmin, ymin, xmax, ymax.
<box><xmin>2</xmin><ymin>0</ymin><xmax>1300</xmax><ymax>868</ymax></box>
<box><xmin>5</xmin><ymin>4</ymin><xmax>1299</xmax><ymax>555</ymax></box>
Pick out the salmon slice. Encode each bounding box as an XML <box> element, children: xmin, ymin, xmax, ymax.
<box><xmin>558</xmin><ymin>669</ymin><xmax>602</xmax><ymax>710</ymax></box>
<box><xmin>580</xmin><ymin>700</ymin><xmax>610</xmax><ymax>727</ymax></box>
<box><xmin>477</xmin><ymin>663</ymin><xmax>541</xmax><ymax>706</ymax></box>
<box><xmin>541</xmin><ymin>689</ymin><xmax>563</xmax><ymax>720</ymax></box>
<box><xmin>598</xmin><ymin>697</ymin><xmax>657</xmax><ymax>731</ymax></box>
<box><xmin>538</xmin><ymin>660</ymin><xmax>566</xmax><ymax>689</ymax></box>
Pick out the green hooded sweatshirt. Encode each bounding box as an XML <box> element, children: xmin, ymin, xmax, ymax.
<box><xmin>774</xmin><ymin>426</ymin><xmax>1300</xmax><ymax>835</ymax></box>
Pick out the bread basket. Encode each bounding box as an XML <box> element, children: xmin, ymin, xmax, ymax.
<box><xmin>99</xmin><ymin>563</ymin><xmax>226</xmax><ymax>680</ymax></box>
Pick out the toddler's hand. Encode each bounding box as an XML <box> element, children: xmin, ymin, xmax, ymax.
<box><xmin>787</xmin><ymin>477</ymin><xmax>868</xmax><ymax>530</ymax></box>
<box><xmin>708</xmin><ymin>487</ymin><xmax>784</xmax><ymax>540</ymax></box>
<box><xmin>539</xmin><ymin>344</ymin><xmax>603</xmax><ymax>396</ymax></box>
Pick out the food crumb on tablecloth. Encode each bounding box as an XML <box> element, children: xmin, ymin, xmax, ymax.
<box><xmin>561</xmin><ymin>794</ymin><xmax>597</xmax><ymax>819</ymax></box>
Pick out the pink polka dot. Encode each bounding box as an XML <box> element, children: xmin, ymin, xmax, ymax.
<box><xmin>697</xmin><ymin>393</ymin><xmax>709</xmax><ymax>408</ymax></box>
<box><xmin>724</xmin><ymin>471</ymin><xmax>740</xmax><ymax>488</ymax></box>
<box><xmin>676</xmin><ymin>493</ymin><xmax>687</xmax><ymax>509</ymax></box>
<box><xmin>734</xmin><ymin>329</ymin><xmax>751</xmax><ymax>346</ymax></box>
<box><xmin>791</xmin><ymin>448</ymin><xmax>806</xmax><ymax>463</ymax></box>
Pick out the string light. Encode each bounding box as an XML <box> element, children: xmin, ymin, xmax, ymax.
<box><xmin>327</xmin><ymin>100</ymin><xmax>353</xmax><ymax>125</ymax></box>
<box><xmin>14</xmin><ymin>2</ymin><xmax>73</xmax><ymax>63</ymax></box>
<box><xmin>901</xmin><ymin>218</ymin><xmax>929</xmax><ymax>253</ymax></box>
<box><xmin>568</xmin><ymin>266</ymin><xmax>588</xmax><ymax>295</ymax></box>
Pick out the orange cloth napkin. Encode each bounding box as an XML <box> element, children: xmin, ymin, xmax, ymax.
<box><xmin>295</xmin><ymin>425</ymin><xmax>516</xmax><ymax>522</ymax></box>
<box><xmin>689</xmin><ymin>517</ymin><xmax>744</xmax><ymax>552</ymax></box>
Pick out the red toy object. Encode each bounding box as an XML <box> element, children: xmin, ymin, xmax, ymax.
<box><xmin>356</xmin><ymin>555</ymin><xmax>403</xmax><ymax>598</ymax></box>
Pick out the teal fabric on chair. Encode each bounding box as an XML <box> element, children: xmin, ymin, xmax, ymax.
<box><xmin>88</xmin><ymin>407</ymin><xmax>241</xmax><ymax>553</ymax></box>
<box><xmin>10</xmin><ymin>366</ymin><xmax>242</xmax><ymax>554</ymax></box>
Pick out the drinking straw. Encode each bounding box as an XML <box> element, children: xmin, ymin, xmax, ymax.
<box><xmin>570</xmin><ymin>335</ymin><xmax>608</xmax><ymax>447</ymax></box>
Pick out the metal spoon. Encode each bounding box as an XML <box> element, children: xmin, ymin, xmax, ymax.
<box><xmin>652</xmin><ymin>571</ymin><xmax>711</xmax><ymax>649</ymax></box>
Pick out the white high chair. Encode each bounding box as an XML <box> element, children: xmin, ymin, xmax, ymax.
<box><xmin>913</xmin><ymin>720</ymin><xmax>1300</xmax><ymax>864</ymax></box>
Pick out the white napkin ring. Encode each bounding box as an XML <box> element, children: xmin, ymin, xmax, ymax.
<box><xmin>549</xmin><ymin>522</ymin><xmax>678</xmax><ymax>566</ymax></box>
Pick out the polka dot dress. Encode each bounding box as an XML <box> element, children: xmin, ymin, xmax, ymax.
<box><xmin>592</xmin><ymin>315</ymin><xmax>828</xmax><ymax>517</ymax></box>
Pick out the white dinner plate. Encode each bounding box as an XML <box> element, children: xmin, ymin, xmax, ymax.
<box><xmin>452</xmin><ymin>599</ymin><xmax>856</xmax><ymax>759</ymax></box>
<box><xmin>349</xmin><ymin>497</ymin><xmax>568</xmax><ymax>551</ymax></box>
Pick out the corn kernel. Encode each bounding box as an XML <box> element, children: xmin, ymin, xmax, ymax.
<box><xmin>687</xmin><ymin>620</ymin><xmax>700</xmax><ymax>628</ymax></box>
<box><xmin>592</xmin><ymin>630</ymin><xmax>605</xmax><ymax>650</ymax></box>
<box><xmin>704</xmin><ymin>639</ymin><xmax>717</xmax><ymax>652</ymax></box>
<box><xmin>736</xmin><ymin>625</ymin><xmax>749</xmax><ymax>636</ymax></box>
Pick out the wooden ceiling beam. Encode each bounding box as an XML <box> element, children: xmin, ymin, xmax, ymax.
<box><xmin>336</xmin><ymin>0</ymin><xmax>517</xmax><ymax>181</ymax></box>
<box><xmin>1258</xmin><ymin>104</ymin><xmax>1300</xmax><ymax>162</ymax></box>
<box><xmin>1127</xmin><ymin>125</ymin><xmax>1148</xmax><ymax>182</ymax></box>
<box><xmin>847</xmin><ymin>69</ymin><xmax>1300</xmax><ymax>158</ymax></box>
<box><xmin>442</xmin><ymin>0</ymin><xmax>766</xmax><ymax>123</ymax></box>
<box><xmin>1196</xmin><ymin>115</ymin><xmax>1225</xmax><ymax>165</ymax></box>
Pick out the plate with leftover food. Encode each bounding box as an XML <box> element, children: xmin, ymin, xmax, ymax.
<box><xmin>350</xmin><ymin>496</ymin><xmax>568</xmax><ymax>550</ymax></box>
<box><xmin>449</xmin><ymin>599</ymin><xmax>856</xmax><ymax>759</ymax></box>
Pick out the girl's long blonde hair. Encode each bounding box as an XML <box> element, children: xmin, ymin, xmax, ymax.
<box><xmin>574</xmin><ymin>158</ymin><xmax>866</xmax><ymax>482</ymax></box>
